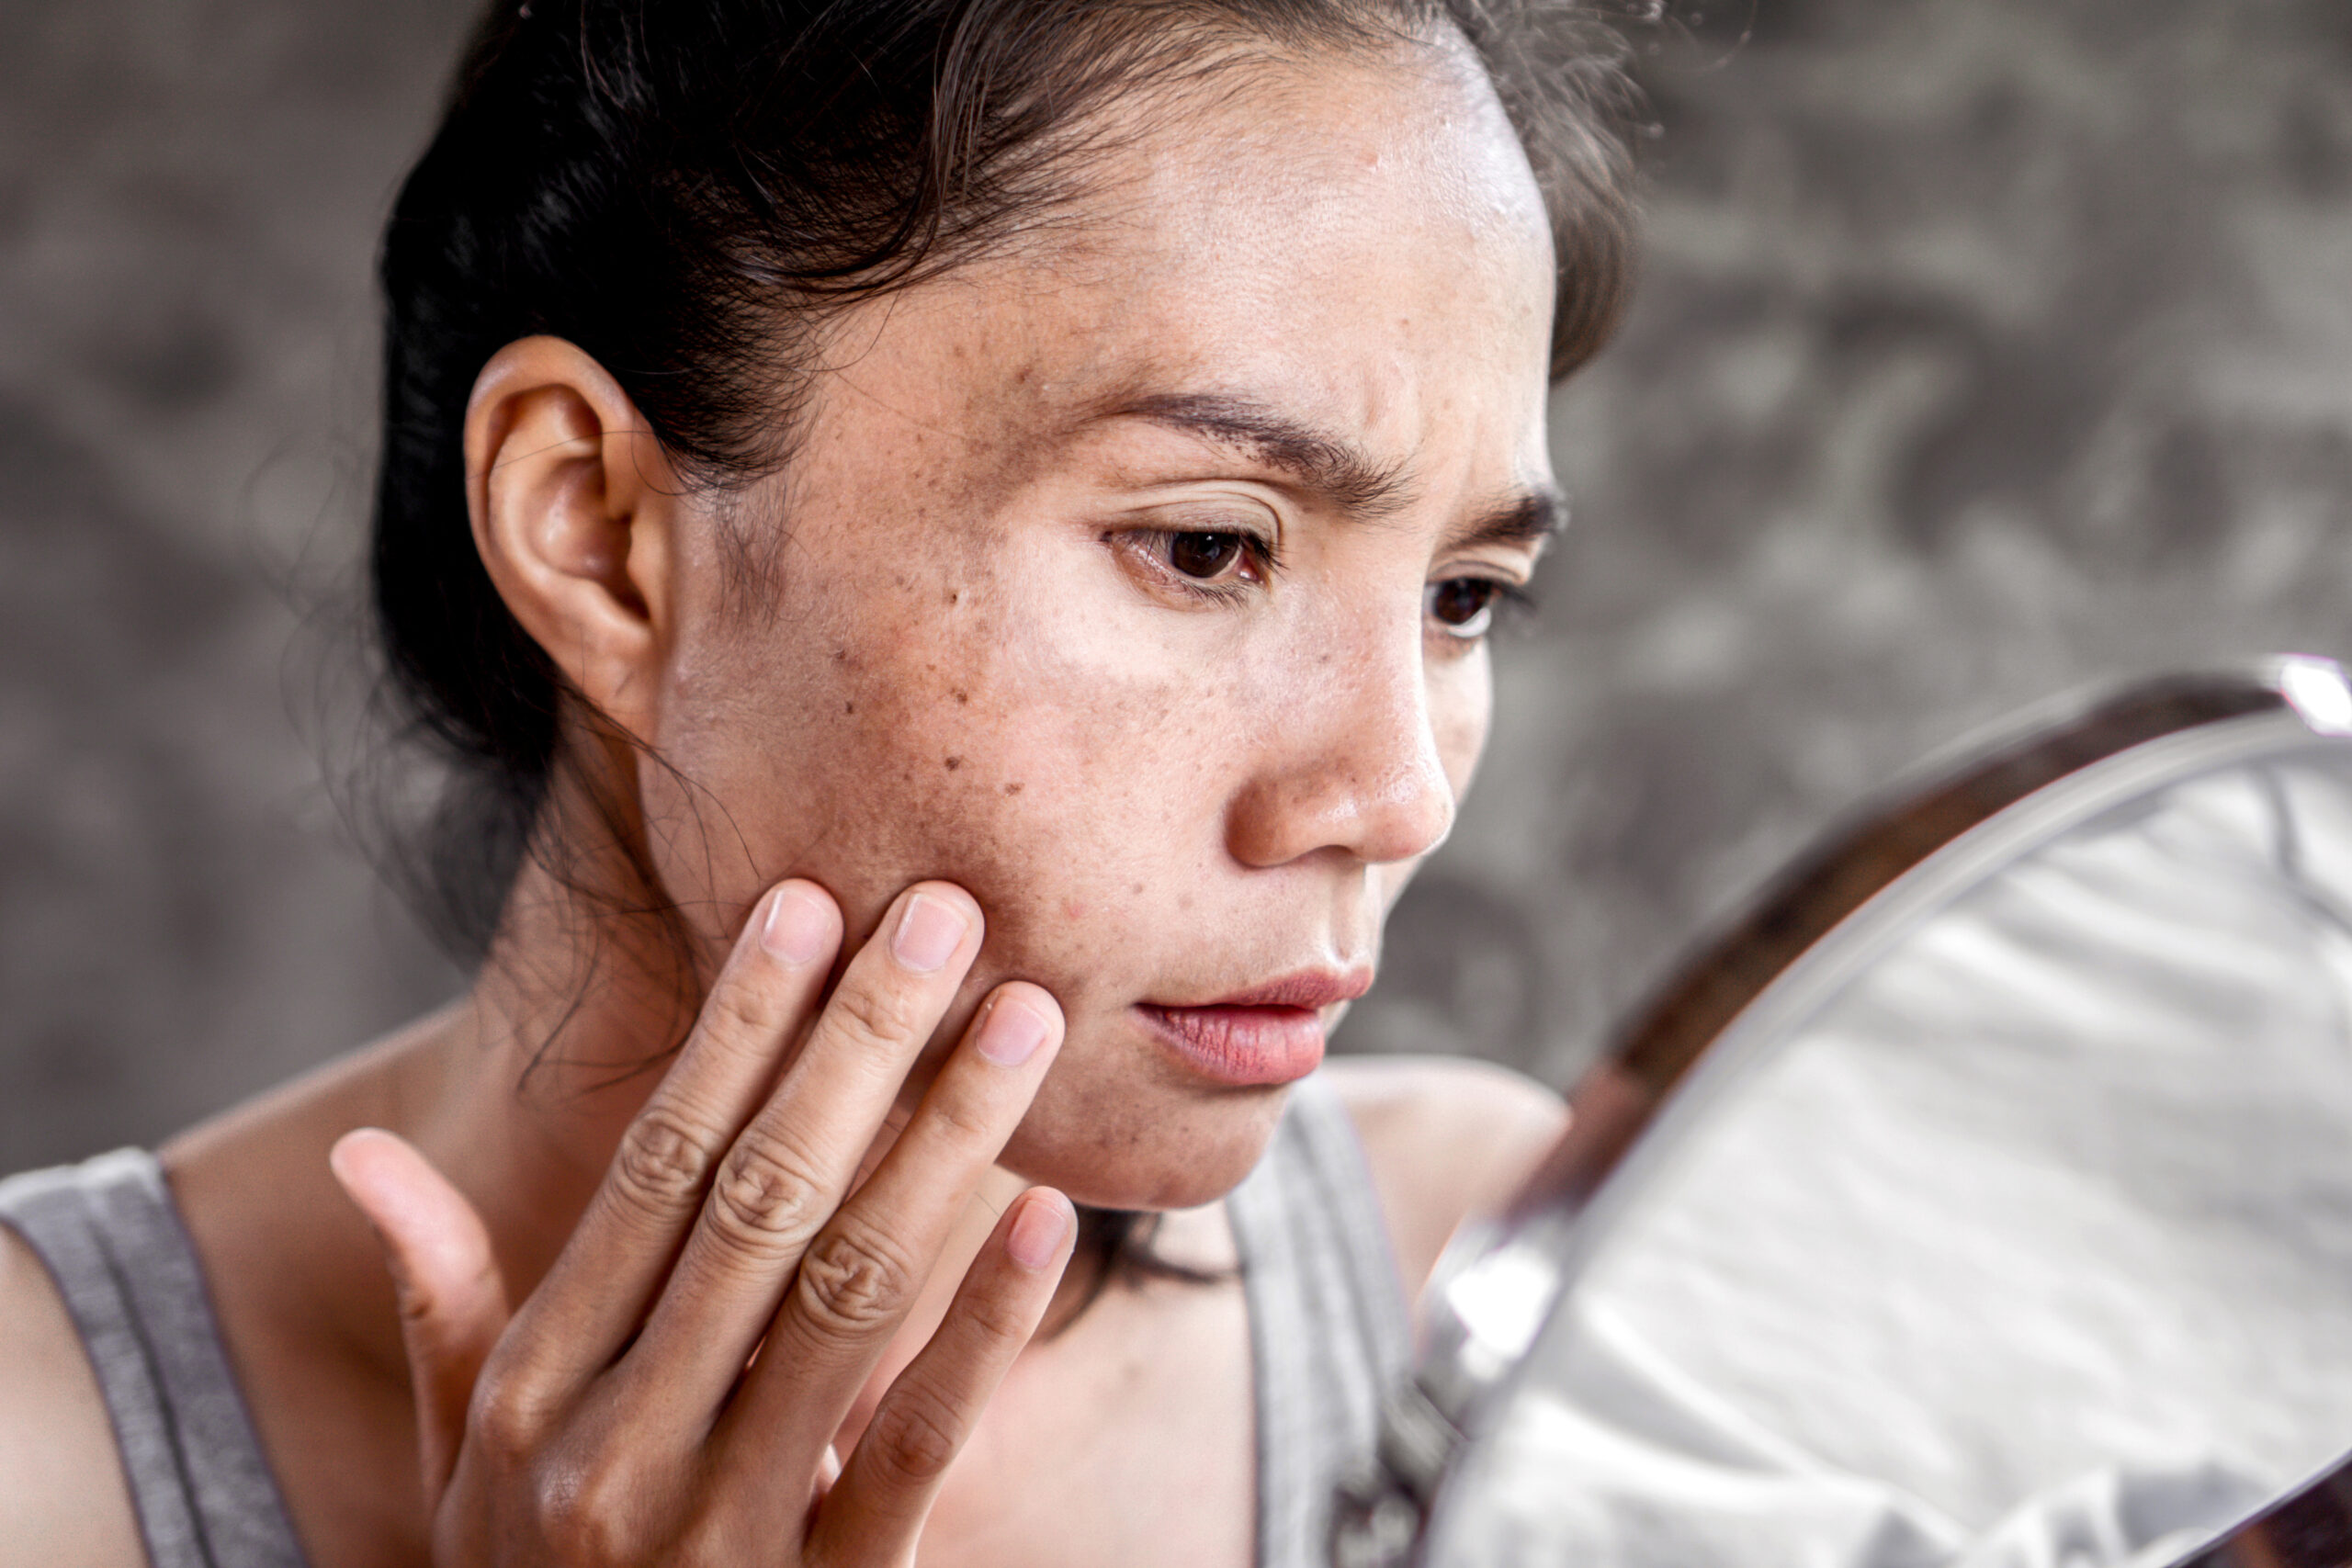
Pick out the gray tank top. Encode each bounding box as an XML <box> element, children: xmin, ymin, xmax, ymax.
<box><xmin>0</xmin><ymin>1073</ymin><xmax>1408</xmax><ymax>1568</ymax></box>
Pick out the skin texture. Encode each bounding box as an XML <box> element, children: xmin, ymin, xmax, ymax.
<box><xmin>0</xmin><ymin>30</ymin><xmax>1575</xmax><ymax>1568</ymax></box>
<box><xmin>629</xmin><ymin>38</ymin><xmax>1562</xmax><ymax>1208</ymax></box>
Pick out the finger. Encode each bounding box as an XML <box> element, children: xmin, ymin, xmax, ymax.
<box><xmin>329</xmin><ymin>1128</ymin><xmax>511</xmax><ymax>1505</ymax></box>
<box><xmin>616</xmin><ymin>883</ymin><xmax>988</xmax><ymax>1420</ymax></box>
<box><xmin>716</xmin><ymin>982</ymin><xmax>1064</xmax><ymax>1458</ymax></box>
<box><xmin>803</xmin><ymin>1446</ymin><xmax>843</xmax><ymax>1540</ymax></box>
<box><xmin>811</xmin><ymin>1188</ymin><xmax>1075</xmax><ymax>1559</ymax></box>
<box><xmin>506</xmin><ymin>879</ymin><xmax>843</xmax><ymax>1393</ymax></box>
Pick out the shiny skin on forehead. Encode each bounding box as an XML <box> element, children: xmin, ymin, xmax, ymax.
<box><xmin>1101</xmin><ymin>38</ymin><xmax>1558</xmax><ymax>369</ymax></box>
<box><xmin>812</xmin><ymin>34</ymin><xmax>1560</xmax><ymax>502</ymax></box>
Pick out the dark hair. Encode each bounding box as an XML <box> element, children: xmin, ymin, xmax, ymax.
<box><xmin>371</xmin><ymin>0</ymin><xmax>1642</xmax><ymax>957</ymax></box>
<box><xmin>368</xmin><ymin>0</ymin><xmax>1641</xmax><ymax>1301</ymax></box>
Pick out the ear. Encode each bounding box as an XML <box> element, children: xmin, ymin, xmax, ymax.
<box><xmin>464</xmin><ymin>335</ymin><xmax>683</xmax><ymax>739</ymax></box>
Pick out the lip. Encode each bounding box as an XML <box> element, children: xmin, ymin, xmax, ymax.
<box><xmin>1198</xmin><ymin>968</ymin><xmax>1375</xmax><ymax>1011</ymax></box>
<box><xmin>1136</xmin><ymin>967</ymin><xmax>1374</xmax><ymax>1088</ymax></box>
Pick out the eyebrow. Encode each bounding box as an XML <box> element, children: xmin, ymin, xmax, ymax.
<box><xmin>1114</xmin><ymin>391</ymin><xmax>1415</xmax><ymax>516</ymax></box>
<box><xmin>1458</xmin><ymin>489</ymin><xmax>1567</xmax><ymax>552</ymax></box>
<box><xmin>1111</xmin><ymin>389</ymin><xmax>1565</xmax><ymax>549</ymax></box>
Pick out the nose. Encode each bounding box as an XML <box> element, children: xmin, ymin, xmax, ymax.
<box><xmin>1225</xmin><ymin>622</ymin><xmax>1457</xmax><ymax>870</ymax></box>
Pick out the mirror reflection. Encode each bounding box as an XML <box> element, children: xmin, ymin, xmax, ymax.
<box><xmin>1427</xmin><ymin>704</ymin><xmax>2352</xmax><ymax>1568</ymax></box>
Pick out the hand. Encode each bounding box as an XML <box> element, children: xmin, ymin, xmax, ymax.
<box><xmin>330</xmin><ymin>879</ymin><xmax>1076</xmax><ymax>1566</ymax></box>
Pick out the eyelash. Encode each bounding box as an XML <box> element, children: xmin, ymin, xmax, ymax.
<box><xmin>1114</xmin><ymin>526</ymin><xmax>1281</xmax><ymax>605</ymax></box>
<box><xmin>1112</xmin><ymin>526</ymin><xmax>1535</xmax><ymax>641</ymax></box>
<box><xmin>1428</xmin><ymin>577</ymin><xmax>1537</xmax><ymax>641</ymax></box>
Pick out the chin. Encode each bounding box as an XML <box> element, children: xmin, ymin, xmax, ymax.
<box><xmin>996</xmin><ymin>1054</ymin><xmax>1296</xmax><ymax>1212</ymax></box>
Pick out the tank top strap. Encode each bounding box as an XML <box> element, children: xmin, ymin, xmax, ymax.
<box><xmin>1227</xmin><ymin>1073</ymin><xmax>1413</xmax><ymax>1568</ymax></box>
<box><xmin>0</xmin><ymin>1149</ymin><xmax>308</xmax><ymax>1568</ymax></box>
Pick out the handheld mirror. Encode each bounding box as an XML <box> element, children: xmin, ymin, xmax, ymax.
<box><xmin>1341</xmin><ymin>656</ymin><xmax>2352</xmax><ymax>1568</ymax></box>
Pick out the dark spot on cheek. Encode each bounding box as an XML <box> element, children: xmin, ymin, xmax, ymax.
<box><xmin>843</xmin><ymin>700</ymin><xmax>855</xmax><ymax>715</ymax></box>
<box><xmin>1130</xmin><ymin>881</ymin><xmax>1143</xmax><ymax>896</ymax></box>
<box><xmin>952</xmin><ymin>689</ymin><xmax>969</xmax><ymax>705</ymax></box>
<box><xmin>944</xmin><ymin>756</ymin><xmax>964</xmax><ymax>771</ymax></box>
<box><xmin>947</xmin><ymin>590</ymin><xmax>961</xmax><ymax>606</ymax></box>
<box><xmin>1004</xmin><ymin>781</ymin><xmax>1023</xmax><ymax>795</ymax></box>
<box><xmin>833</xmin><ymin>647</ymin><xmax>848</xmax><ymax>661</ymax></box>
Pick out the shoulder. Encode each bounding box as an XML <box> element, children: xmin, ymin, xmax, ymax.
<box><xmin>1317</xmin><ymin>1055</ymin><xmax>1567</xmax><ymax>1299</ymax></box>
<box><xmin>0</xmin><ymin>1216</ymin><xmax>146</xmax><ymax>1566</ymax></box>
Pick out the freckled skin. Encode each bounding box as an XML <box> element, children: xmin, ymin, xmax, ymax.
<box><xmin>639</xmin><ymin>39</ymin><xmax>1559</xmax><ymax>1210</ymax></box>
<box><xmin>0</xmin><ymin>32</ymin><xmax>1579</xmax><ymax>1568</ymax></box>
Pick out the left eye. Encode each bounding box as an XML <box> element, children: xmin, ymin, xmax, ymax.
<box><xmin>1427</xmin><ymin>578</ymin><xmax>1505</xmax><ymax>637</ymax></box>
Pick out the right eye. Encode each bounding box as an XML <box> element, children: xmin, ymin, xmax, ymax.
<box><xmin>1166</xmin><ymin>531</ymin><xmax>1249</xmax><ymax>581</ymax></box>
<box><xmin>1102</xmin><ymin>507</ymin><xmax>1281</xmax><ymax>607</ymax></box>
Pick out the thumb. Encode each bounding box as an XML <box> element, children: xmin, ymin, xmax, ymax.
<box><xmin>329</xmin><ymin>1127</ymin><xmax>510</xmax><ymax>1506</ymax></box>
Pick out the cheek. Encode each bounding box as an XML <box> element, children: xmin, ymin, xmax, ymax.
<box><xmin>1431</xmin><ymin>645</ymin><xmax>1495</xmax><ymax>796</ymax></box>
<box><xmin>650</xmin><ymin>532</ymin><xmax>1238</xmax><ymax>1010</ymax></box>
<box><xmin>873</xmin><ymin>581</ymin><xmax>1245</xmax><ymax>998</ymax></box>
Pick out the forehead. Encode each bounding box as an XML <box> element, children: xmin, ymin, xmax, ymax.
<box><xmin>804</xmin><ymin>36</ymin><xmax>1558</xmax><ymax>496</ymax></box>
<box><xmin>1092</xmin><ymin>31</ymin><xmax>1554</xmax><ymax>254</ymax></box>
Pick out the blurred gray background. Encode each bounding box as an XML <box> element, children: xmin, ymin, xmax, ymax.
<box><xmin>3</xmin><ymin>0</ymin><xmax>2348</xmax><ymax>1169</ymax></box>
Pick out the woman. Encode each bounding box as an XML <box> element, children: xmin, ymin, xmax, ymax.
<box><xmin>0</xmin><ymin>0</ymin><xmax>1637</xmax><ymax>1562</ymax></box>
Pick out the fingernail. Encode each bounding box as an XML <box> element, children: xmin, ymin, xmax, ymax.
<box><xmin>891</xmin><ymin>893</ymin><xmax>967</xmax><ymax>974</ymax></box>
<box><xmin>761</xmin><ymin>886</ymin><xmax>831</xmax><ymax>966</ymax></box>
<box><xmin>976</xmin><ymin>998</ymin><xmax>1050</xmax><ymax>1068</ymax></box>
<box><xmin>1007</xmin><ymin>1193</ymin><xmax>1071</xmax><ymax>1270</ymax></box>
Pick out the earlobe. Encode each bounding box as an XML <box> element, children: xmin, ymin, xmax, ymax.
<box><xmin>463</xmin><ymin>335</ymin><xmax>680</xmax><ymax>732</ymax></box>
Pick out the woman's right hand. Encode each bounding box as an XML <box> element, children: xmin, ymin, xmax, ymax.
<box><xmin>329</xmin><ymin>878</ymin><xmax>1076</xmax><ymax>1566</ymax></box>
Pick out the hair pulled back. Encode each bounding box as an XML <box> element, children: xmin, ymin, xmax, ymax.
<box><xmin>372</xmin><ymin>0</ymin><xmax>1642</xmax><ymax>959</ymax></box>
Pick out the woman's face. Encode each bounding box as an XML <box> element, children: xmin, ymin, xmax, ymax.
<box><xmin>639</xmin><ymin>37</ymin><xmax>1559</xmax><ymax>1210</ymax></box>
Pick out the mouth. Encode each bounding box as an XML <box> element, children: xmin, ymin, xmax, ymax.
<box><xmin>1134</xmin><ymin>967</ymin><xmax>1374</xmax><ymax>1088</ymax></box>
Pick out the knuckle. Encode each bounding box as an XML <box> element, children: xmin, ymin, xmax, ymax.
<box><xmin>826</xmin><ymin>976</ymin><xmax>923</xmax><ymax>1054</ymax></box>
<box><xmin>704</xmin><ymin>967</ymin><xmax>794</xmax><ymax>1043</ymax></box>
<box><xmin>469</xmin><ymin>1363</ymin><xmax>554</xmax><ymax>1460</ymax></box>
<box><xmin>390</xmin><ymin>1274</ymin><xmax>441</xmax><ymax>1329</ymax></box>
<box><xmin>535</xmin><ymin>1454</ymin><xmax>643</xmax><ymax>1565</ymax></box>
<box><xmin>924</xmin><ymin>1078</ymin><xmax>1003</xmax><ymax>1147</ymax></box>
<box><xmin>865</xmin><ymin>1391</ymin><xmax>964</xmax><ymax>1488</ymax></box>
<box><xmin>956</xmin><ymin>1281</ymin><xmax>1036</xmax><ymax>1349</ymax></box>
<box><xmin>794</xmin><ymin>1224</ymin><xmax>915</xmax><ymax>1336</ymax></box>
<box><xmin>707</xmin><ymin>1128</ymin><xmax>828</xmax><ymax>1254</ymax></box>
<box><xmin>610</xmin><ymin>1105</ymin><xmax>720</xmax><ymax>1217</ymax></box>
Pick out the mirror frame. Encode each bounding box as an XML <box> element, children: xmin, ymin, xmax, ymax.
<box><xmin>1336</xmin><ymin>655</ymin><xmax>2352</xmax><ymax>1568</ymax></box>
